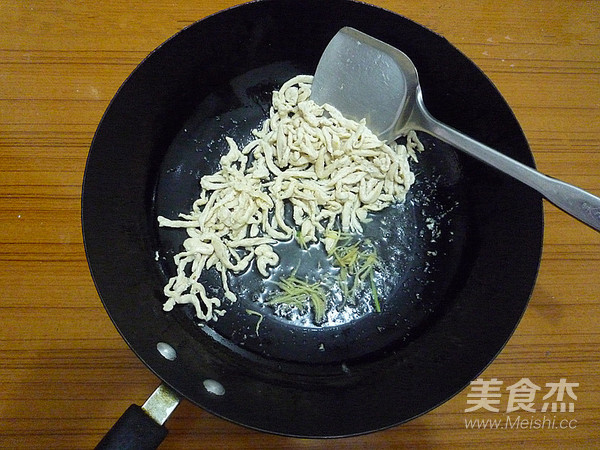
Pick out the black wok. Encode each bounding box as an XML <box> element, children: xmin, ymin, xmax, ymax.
<box><xmin>82</xmin><ymin>0</ymin><xmax>543</xmax><ymax>446</ymax></box>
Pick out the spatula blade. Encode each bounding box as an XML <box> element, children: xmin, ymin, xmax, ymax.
<box><xmin>311</xmin><ymin>27</ymin><xmax>409</xmax><ymax>140</ymax></box>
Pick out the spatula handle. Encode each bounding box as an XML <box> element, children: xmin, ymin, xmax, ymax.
<box><xmin>413</xmin><ymin>98</ymin><xmax>600</xmax><ymax>232</ymax></box>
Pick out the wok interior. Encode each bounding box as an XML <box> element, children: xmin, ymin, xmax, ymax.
<box><xmin>154</xmin><ymin>63</ymin><xmax>470</xmax><ymax>364</ymax></box>
<box><xmin>82</xmin><ymin>0</ymin><xmax>543</xmax><ymax>437</ymax></box>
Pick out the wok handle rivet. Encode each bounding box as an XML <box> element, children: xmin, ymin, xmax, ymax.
<box><xmin>203</xmin><ymin>379</ymin><xmax>225</xmax><ymax>396</ymax></box>
<box><xmin>157</xmin><ymin>342</ymin><xmax>177</xmax><ymax>361</ymax></box>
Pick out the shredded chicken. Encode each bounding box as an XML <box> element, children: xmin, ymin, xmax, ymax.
<box><xmin>158</xmin><ymin>75</ymin><xmax>420</xmax><ymax>321</ymax></box>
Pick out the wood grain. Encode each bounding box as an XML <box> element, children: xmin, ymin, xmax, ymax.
<box><xmin>1</xmin><ymin>0</ymin><xmax>598</xmax><ymax>448</ymax></box>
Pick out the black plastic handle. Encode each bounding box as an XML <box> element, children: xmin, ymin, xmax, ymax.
<box><xmin>95</xmin><ymin>404</ymin><xmax>168</xmax><ymax>450</ymax></box>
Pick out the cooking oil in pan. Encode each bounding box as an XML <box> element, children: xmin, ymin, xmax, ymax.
<box><xmin>229</xmin><ymin>197</ymin><xmax>419</xmax><ymax>329</ymax></box>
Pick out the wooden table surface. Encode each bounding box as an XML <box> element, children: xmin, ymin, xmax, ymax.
<box><xmin>1</xmin><ymin>0</ymin><xmax>598</xmax><ymax>448</ymax></box>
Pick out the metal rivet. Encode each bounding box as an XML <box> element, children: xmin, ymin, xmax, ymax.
<box><xmin>157</xmin><ymin>342</ymin><xmax>177</xmax><ymax>361</ymax></box>
<box><xmin>203</xmin><ymin>379</ymin><xmax>225</xmax><ymax>396</ymax></box>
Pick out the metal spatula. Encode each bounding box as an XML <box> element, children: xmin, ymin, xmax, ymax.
<box><xmin>311</xmin><ymin>27</ymin><xmax>600</xmax><ymax>232</ymax></box>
